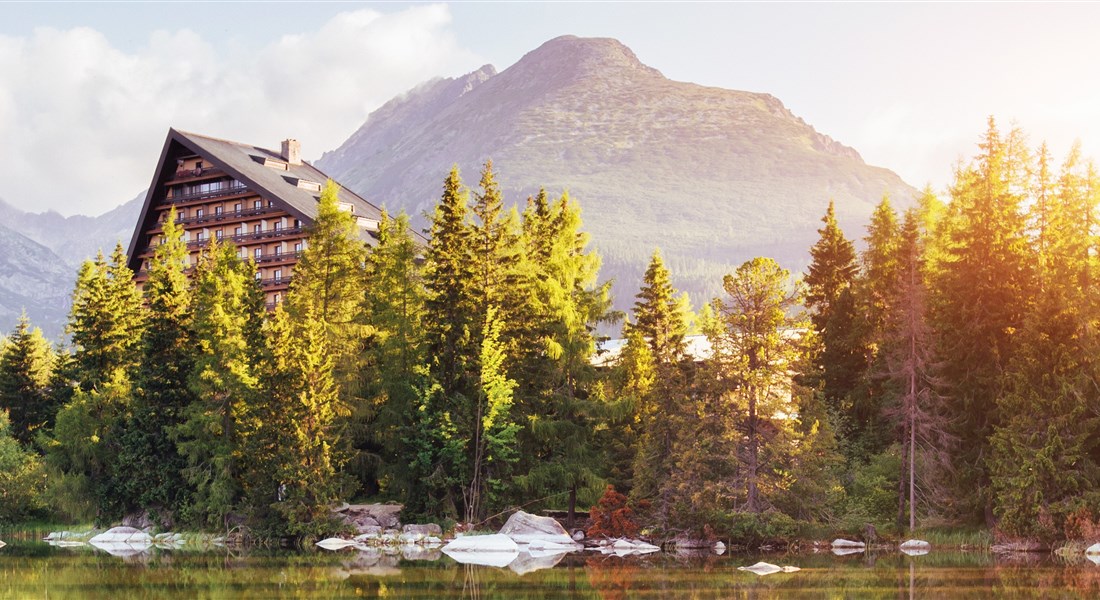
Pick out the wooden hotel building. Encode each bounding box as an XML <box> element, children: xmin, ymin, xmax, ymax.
<box><xmin>127</xmin><ymin>129</ymin><xmax>400</xmax><ymax>307</ymax></box>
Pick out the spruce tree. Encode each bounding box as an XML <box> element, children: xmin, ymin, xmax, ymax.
<box><xmin>930</xmin><ymin>118</ymin><xmax>1036</xmax><ymax>521</ymax></box>
<box><xmin>176</xmin><ymin>239</ymin><xmax>266</xmax><ymax>528</ymax></box>
<box><xmin>0</xmin><ymin>312</ymin><xmax>55</xmax><ymax>446</ymax></box>
<box><xmin>254</xmin><ymin>306</ymin><xmax>352</xmax><ymax>536</ymax></box>
<box><xmin>117</xmin><ymin>206</ymin><xmax>196</xmax><ymax>520</ymax></box>
<box><xmin>67</xmin><ymin>244</ymin><xmax>145</xmax><ymax>391</ymax></box>
<box><xmin>360</xmin><ymin>211</ymin><xmax>428</xmax><ymax>499</ymax></box>
<box><xmin>286</xmin><ymin>179</ymin><xmax>369</xmax><ymax>401</ymax></box>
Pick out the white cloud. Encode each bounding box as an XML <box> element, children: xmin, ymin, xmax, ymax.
<box><xmin>0</xmin><ymin>4</ymin><xmax>482</xmax><ymax>215</ymax></box>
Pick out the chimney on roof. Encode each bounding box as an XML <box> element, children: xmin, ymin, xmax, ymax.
<box><xmin>281</xmin><ymin>139</ymin><xmax>301</xmax><ymax>165</ymax></box>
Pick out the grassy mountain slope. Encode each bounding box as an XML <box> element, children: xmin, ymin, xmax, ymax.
<box><xmin>318</xmin><ymin>35</ymin><xmax>916</xmax><ymax>313</ymax></box>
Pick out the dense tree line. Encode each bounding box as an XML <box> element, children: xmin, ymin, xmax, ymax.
<box><xmin>1</xmin><ymin>120</ymin><xmax>1099</xmax><ymax>545</ymax></box>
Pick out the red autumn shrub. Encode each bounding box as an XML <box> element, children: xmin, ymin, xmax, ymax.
<box><xmin>588</xmin><ymin>484</ymin><xmax>640</xmax><ymax>539</ymax></box>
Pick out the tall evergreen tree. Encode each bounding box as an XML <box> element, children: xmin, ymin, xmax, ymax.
<box><xmin>176</xmin><ymin>239</ymin><xmax>266</xmax><ymax>528</ymax></box>
<box><xmin>251</xmin><ymin>306</ymin><xmax>352</xmax><ymax>536</ymax></box>
<box><xmin>804</xmin><ymin>201</ymin><xmax>867</xmax><ymax>450</ymax></box>
<box><xmin>0</xmin><ymin>313</ymin><xmax>55</xmax><ymax>445</ymax></box>
<box><xmin>287</xmin><ymin>179</ymin><xmax>369</xmax><ymax>401</ymax></box>
<box><xmin>883</xmin><ymin>210</ymin><xmax>952</xmax><ymax>531</ymax></box>
<box><xmin>67</xmin><ymin>244</ymin><xmax>145</xmax><ymax>391</ymax></box>
<box><xmin>931</xmin><ymin>118</ymin><xmax>1036</xmax><ymax>521</ymax></box>
<box><xmin>705</xmin><ymin>257</ymin><xmax>807</xmax><ymax>513</ymax></box>
<box><xmin>628</xmin><ymin>249</ymin><xmax>691</xmax><ymax>514</ymax></box>
<box><xmin>360</xmin><ymin>211</ymin><xmax>428</xmax><ymax>499</ymax></box>
<box><xmin>117</xmin><ymin>206</ymin><xmax>196</xmax><ymax>520</ymax></box>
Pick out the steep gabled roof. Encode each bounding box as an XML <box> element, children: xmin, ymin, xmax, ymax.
<box><xmin>127</xmin><ymin>128</ymin><xmax>421</xmax><ymax>270</ymax></box>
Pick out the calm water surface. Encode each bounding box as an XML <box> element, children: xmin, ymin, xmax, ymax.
<box><xmin>2</xmin><ymin>533</ymin><xmax>1099</xmax><ymax>599</ymax></box>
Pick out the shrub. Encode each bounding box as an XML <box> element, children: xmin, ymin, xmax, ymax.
<box><xmin>588</xmin><ymin>485</ymin><xmax>641</xmax><ymax>539</ymax></box>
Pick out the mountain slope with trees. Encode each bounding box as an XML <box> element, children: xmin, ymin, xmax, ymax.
<box><xmin>318</xmin><ymin>35</ymin><xmax>917</xmax><ymax>312</ymax></box>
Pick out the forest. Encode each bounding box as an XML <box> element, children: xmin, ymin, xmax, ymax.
<box><xmin>1</xmin><ymin>118</ymin><xmax>1099</xmax><ymax>546</ymax></box>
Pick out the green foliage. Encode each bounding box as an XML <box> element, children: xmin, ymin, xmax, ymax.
<box><xmin>66</xmin><ymin>243</ymin><xmax>145</xmax><ymax>391</ymax></box>
<box><xmin>286</xmin><ymin>180</ymin><xmax>369</xmax><ymax>400</ymax></box>
<box><xmin>116</xmin><ymin>206</ymin><xmax>195</xmax><ymax>520</ymax></box>
<box><xmin>177</xmin><ymin>239</ymin><xmax>266</xmax><ymax>528</ymax></box>
<box><xmin>359</xmin><ymin>211</ymin><xmax>428</xmax><ymax>499</ymax></box>
<box><xmin>0</xmin><ymin>409</ymin><xmax>47</xmax><ymax>522</ymax></box>
<box><xmin>253</xmin><ymin>307</ymin><xmax>353</xmax><ymax>537</ymax></box>
<box><xmin>0</xmin><ymin>312</ymin><xmax>55</xmax><ymax>445</ymax></box>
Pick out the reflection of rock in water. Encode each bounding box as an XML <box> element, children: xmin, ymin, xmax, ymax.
<box><xmin>88</xmin><ymin>540</ymin><xmax>152</xmax><ymax>561</ymax></box>
<box><xmin>831</xmin><ymin>547</ymin><xmax>864</xmax><ymax>556</ymax></box>
<box><xmin>335</xmin><ymin>550</ymin><xmax>401</xmax><ymax>578</ymax></box>
<box><xmin>509</xmin><ymin>550</ymin><xmax>568</xmax><ymax>575</ymax></box>
<box><xmin>401</xmin><ymin>545</ymin><xmax>442</xmax><ymax>561</ymax></box>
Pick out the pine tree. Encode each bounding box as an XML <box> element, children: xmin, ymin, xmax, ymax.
<box><xmin>286</xmin><ymin>179</ymin><xmax>369</xmax><ymax>401</ymax></box>
<box><xmin>424</xmin><ymin>166</ymin><xmax>478</xmax><ymax>401</ymax></box>
<box><xmin>176</xmin><ymin>239</ymin><xmax>266</xmax><ymax>528</ymax></box>
<box><xmin>0</xmin><ymin>312</ymin><xmax>55</xmax><ymax>445</ymax></box>
<box><xmin>254</xmin><ymin>306</ymin><xmax>353</xmax><ymax>536</ymax></box>
<box><xmin>930</xmin><ymin>118</ymin><xmax>1036</xmax><ymax>520</ymax></box>
<box><xmin>513</xmin><ymin>192</ymin><xmax>613</xmax><ymax>527</ymax></box>
<box><xmin>627</xmin><ymin>249</ymin><xmax>691</xmax><ymax>515</ymax></box>
<box><xmin>705</xmin><ymin>257</ymin><xmax>807</xmax><ymax>513</ymax></box>
<box><xmin>360</xmin><ymin>211</ymin><xmax>428</xmax><ymax>499</ymax></box>
<box><xmin>67</xmin><ymin>244</ymin><xmax>145</xmax><ymax>391</ymax></box>
<box><xmin>116</xmin><ymin>206</ymin><xmax>196</xmax><ymax>520</ymax></box>
<box><xmin>804</xmin><ymin>201</ymin><xmax>867</xmax><ymax>449</ymax></box>
<box><xmin>883</xmin><ymin>210</ymin><xmax>952</xmax><ymax>532</ymax></box>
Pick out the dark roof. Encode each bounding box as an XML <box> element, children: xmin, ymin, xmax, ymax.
<box><xmin>127</xmin><ymin>128</ymin><xmax>425</xmax><ymax>269</ymax></box>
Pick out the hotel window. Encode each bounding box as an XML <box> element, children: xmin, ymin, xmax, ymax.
<box><xmin>273</xmin><ymin>293</ymin><xmax>280</xmax><ymax>304</ymax></box>
<box><xmin>294</xmin><ymin>242</ymin><xmax>303</xmax><ymax>253</ymax></box>
<box><xmin>274</xmin><ymin>269</ymin><xmax>283</xmax><ymax>282</ymax></box>
<box><xmin>255</xmin><ymin>272</ymin><xmax>261</xmax><ymax>281</ymax></box>
<box><xmin>273</xmin><ymin>221</ymin><xmax>282</xmax><ymax>232</ymax></box>
<box><xmin>254</xmin><ymin>200</ymin><xmax>262</xmax><ymax>209</ymax></box>
<box><xmin>254</xmin><ymin>248</ymin><xmax>262</xmax><ymax>260</ymax></box>
<box><xmin>234</xmin><ymin>203</ymin><xmax>242</xmax><ymax>213</ymax></box>
<box><xmin>254</xmin><ymin>224</ymin><xmax>262</xmax><ymax>234</ymax></box>
<box><xmin>234</xmin><ymin>226</ymin><xmax>242</xmax><ymax>236</ymax></box>
<box><xmin>268</xmin><ymin>200</ymin><xmax>274</xmax><ymax>208</ymax></box>
<box><xmin>293</xmin><ymin>219</ymin><xmax>301</xmax><ymax>228</ymax></box>
<box><xmin>215</xmin><ymin>230</ymin><xmax>223</xmax><ymax>240</ymax></box>
<box><xmin>214</xmin><ymin>206</ymin><xmax>223</xmax><ymax>216</ymax></box>
<box><xmin>274</xmin><ymin>245</ymin><xmax>282</xmax><ymax>257</ymax></box>
<box><xmin>196</xmin><ymin>231</ymin><xmax>206</xmax><ymax>243</ymax></box>
<box><xmin>195</xmin><ymin>161</ymin><xmax>203</xmax><ymax>170</ymax></box>
<box><xmin>196</xmin><ymin>208</ymin><xmax>204</xmax><ymax>220</ymax></box>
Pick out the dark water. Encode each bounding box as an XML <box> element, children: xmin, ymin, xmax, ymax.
<box><xmin>2</xmin><ymin>534</ymin><xmax>1100</xmax><ymax>599</ymax></box>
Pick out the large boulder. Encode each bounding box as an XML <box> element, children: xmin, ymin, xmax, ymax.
<box><xmin>442</xmin><ymin>534</ymin><xmax>519</xmax><ymax>568</ymax></box>
<box><xmin>90</xmin><ymin>527</ymin><xmax>153</xmax><ymax>545</ymax></box>
<box><xmin>499</xmin><ymin>511</ymin><xmax>580</xmax><ymax>547</ymax></box>
<box><xmin>403</xmin><ymin>523</ymin><xmax>443</xmax><ymax>537</ymax></box>
<box><xmin>316</xmin><ymin>538</ymin><xmax>360</xmax><ymax>551</ymax></box>
<box><xmin>831</xmin><ymin>538</ymin><xmax>866</xmax><ymax>548</ymax></box>
<box><xmin>338</xmin><ymin>504</ymin><xmax>403</xmax><ymax>531</ymax></box>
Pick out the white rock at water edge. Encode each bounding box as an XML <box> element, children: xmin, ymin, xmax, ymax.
<box><xmin>900</xmin><ymin>539</ymin><xmax>931</xmax><ymax>550</ymax></box>
<box><xmin>1085</xmin><ymin>542</ymin><xmax>1100</xmax><ymax>555</ymax></box>
<box><xmin>89</xmin><ymin>527</ymin><xmax>153</xmax><ymax>545</ymax></box>
<box><xmin>0</xmin><ymin>540</ymin><xmax>6</xmax><ymax>549</ymax></box>
<box><xmin>831</xmin><ymin>538</ymin><xmax>866</xmax><ymax>548</ymax></box>
<box><xmin>738</xmin><ymin>562</ymin><xmax>782</xmax><ymax>576</ymax></box>
<box><xmin>316</xmin><ymin>538</ymin><xmax>360</xmax><ymax>551</ymax></box>
<box><xmin>498</xmin><ymin>511</ymin><xmax>580</xmax><ymax>547</ymax></box>
<box><xmin>442</xmin><ymin>534</ymin><xmax>519</xmax><ymax>553</ymax></box>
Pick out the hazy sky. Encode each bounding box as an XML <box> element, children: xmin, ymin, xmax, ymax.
<box><xmin>2</xmin><ymin>2</ymin><xmax>1099</xmax><ymax>216</ymax></box>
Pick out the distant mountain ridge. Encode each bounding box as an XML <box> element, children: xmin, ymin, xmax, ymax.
<box><xmin>318</xmin><ymin>35</ymin><xmax>917</xmax><ymax>312</ymax></box>
<box><xmin>0</xmin><ymin>195</ymin><xmax>143</xmax><ymax>338</ymax></box>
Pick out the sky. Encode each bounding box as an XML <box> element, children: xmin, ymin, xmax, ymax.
<box><xmin>2</xmin><ymin>2</ymin><xmax>1099</xmax><ymax>216</ymax></box>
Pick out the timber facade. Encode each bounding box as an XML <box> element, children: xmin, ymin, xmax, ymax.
<box><xmin>127</xmin><ymin>129</ymin><xmax>396</xmax><ymax>307</ymax></box>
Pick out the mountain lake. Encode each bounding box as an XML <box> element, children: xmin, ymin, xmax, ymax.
<box><xmin>3</xmin><ymin>532</ymin><xmax>1100</xmax><ymax>598</ymax></box>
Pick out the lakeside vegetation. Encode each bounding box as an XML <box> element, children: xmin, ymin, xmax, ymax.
<box><xmin>1</xmin><ymin>119</ymin><xmax>1099</xmax><ymax>549</ymax></box>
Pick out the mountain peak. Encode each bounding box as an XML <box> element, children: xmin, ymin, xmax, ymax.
<box><xmin>514</xmin><ymin>35</ymin><xmax>663</xmax><ymax>81</ymax></box>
